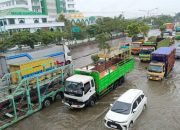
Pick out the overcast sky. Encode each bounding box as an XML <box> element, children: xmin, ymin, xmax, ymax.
<box><xmin>76</xmin><ymin>0</ymin><xmax>180</xmax><ymax>18</ymax></box>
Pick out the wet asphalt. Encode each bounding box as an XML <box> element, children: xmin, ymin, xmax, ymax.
<box><xmin>6</xmin><ymin>35</ymin><xmax>180</xmax><ymax>130</ymax></box>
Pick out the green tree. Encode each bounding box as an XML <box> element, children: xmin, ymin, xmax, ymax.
<box><xmin>11</xmin><ymin>31</ymin><xmax>39</xmax><ymax>49</ymax></box>
<box><xmin>139</xmin><ymin>24</ymin><xmax>150</xmax><ymax>36</ymax></box>
<box><xmin>96</xmin><ymin>33</ymin><xmax>110</xmax><ymax>69</ymax></box>
<box><xmin>37</xmin><ymin>30</ymin><xmax>55</xmax><ymax>45</ymax></box>
<box><xmin>54</xmin><ymin>31</ymin><xmax>63</xmax><ymax>44</ymax></box>
<box><xmin>127</xmin><ymin>22</ymin><xmax>141</xmax><ymax>37</ymax></box>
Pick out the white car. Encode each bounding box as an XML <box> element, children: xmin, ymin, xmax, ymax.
<box><xmin>175</xmin><ymin>44</ymin><xmax>180</xmax><ymax>59</ymax></box>
<box><xmin>104</xmin><ymin>89</ymin><xmax>147</xmax><ymax>130</ymax></box>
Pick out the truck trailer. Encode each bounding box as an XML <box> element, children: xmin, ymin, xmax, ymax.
<box><xmin>63</xmin><ymin>48</ymin><xmax>134</xmax><ymax>108</ymax></box>
<box><xmin>147</xmin><ymin>47</ymin><xmax>176</xmax><ymax>81</ymax></box>
<box><xmin>0</xmin><ymin>62</ymin><xmax>73</xmax><ymax>129</ymax></box>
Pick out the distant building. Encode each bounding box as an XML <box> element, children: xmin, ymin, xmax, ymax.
<box><xmin>0</xmin><ymin>8</ymin><xmax>64</xmax><ymax>33</ymax></box>
<box><xmin>64</xmin><ymin>12</ymin><xmax>97</xmax><ymax>25</ymax></box>
<box><xmin>0</xmin><ymin>0</ymin><xmax>76</xmax><ymax>21</ymax></box>
<box><xmin>64</xmin><ymin>0</ymin><xmax>76</xmax><ymax>13</ymax></box>
<box><xmin>0</xmin><ymin>0</ymin><xmax>96</xmax><ymax>33</ymax></box>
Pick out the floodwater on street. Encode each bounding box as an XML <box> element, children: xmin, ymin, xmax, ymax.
<box><xmin>6</xmin><ymin>39</ymin><xmax>180</xmax><ymax>130</ymax></box>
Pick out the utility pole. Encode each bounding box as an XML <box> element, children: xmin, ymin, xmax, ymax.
<box><xmin>139</xmin><ymin>8</ymin><xmax>158</xmax><ymax>18</ymax></box>
<box><xmin>139</xmin><ymin>8</ymin><xmax>158</xmax><ymax>26</ymax></box>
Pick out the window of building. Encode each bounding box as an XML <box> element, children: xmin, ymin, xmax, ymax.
<box><xmin>34</xmin><ymin>19</ymin><xmax>39</xmax><ymax>23</ymax></box>
<box><xmin>4</xmin><ymin>20</ymin><xmax>7</xmax><ymax>25</ymax></box>
<box><xmin>8</xmin><ymin>18</ymin><xmax>15</xmax><ymax>25</ymax></box>
<box><xmin>68</xmin><ymin>4</ymin><xmax>74</xmax><ymax>8</ymax></box>
<box><xmin>0</xmin><ymin>21</ymin><xmax>3</xmax><ymax>26</ymax></box>
<box><xmin>19</xmin><ymin>19</ymin><xmax>25</xmax><ymax>24</ymax></box>
<box><xmin>42</xmin><ymin>18</ymin><xmax>47</xmax><ymax>23</ymax></box>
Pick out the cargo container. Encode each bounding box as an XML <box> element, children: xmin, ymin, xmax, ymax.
<box><xmin>1</xmin><ymin>44</ymin><xmax>72</xmax><ymax>79</ymax></box>
<box><xmin>63</xmin><ymin>48</ymin><xmax>134</xmax><ymax>108</ymax></box>
<box><xmin>147</xmin><ymin>47</ymin><xmax>176</xmax><ymax>81</ymax></box>
<box><xmin>9</xmin><ymin>58</ymin><xmax>55</xmax><ymax>84</ymax></box>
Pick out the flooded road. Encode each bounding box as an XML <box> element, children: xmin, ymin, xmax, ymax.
<box><xmin>7</xmin><ymin>39</ymin><xmax>180</xmax><ymax>130</ymax></box>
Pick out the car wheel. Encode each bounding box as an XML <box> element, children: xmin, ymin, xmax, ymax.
<box><xmin>143</xmin><ymin>104</ymin><xmax>146</xmax><ymax>111</ymax></box>
<box><xmin>129</xmin><ymin>121</ymin><xmax>133</xmax><ymax>128</ymax></box>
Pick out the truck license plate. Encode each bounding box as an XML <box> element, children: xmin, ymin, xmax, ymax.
<box><xmin>110</xmin><ymin>125</ymin><xmax>117</xmax><ymax>128</ymax></box>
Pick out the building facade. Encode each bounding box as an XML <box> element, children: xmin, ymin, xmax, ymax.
<box><xmin>0</xmin><ymin>13</ymin><xmax>64</xmax><ymax>33</ymax></box>
<box><xmin>65</xmin><ymin>12</ymin><xmax>97</xmax><ymax>25</ymax></box>
<box><xmin>0</xmin><ymin>0</ymin><xmax>76</xmax><ymax>20</ymax></box>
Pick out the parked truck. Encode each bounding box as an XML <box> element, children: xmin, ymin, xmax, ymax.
<box><xmin>63</xmin><ymin>48</ymin><xmax>134</xmax><ymax>108</ymax></box>
<box><xmin>0</xmin><ymin>62</ymin><xmax>73</xmax><ymax>129</ymax></box>
<box><xmin>147</xmin><ymin>47</ymin><xmax>176</xmax><ymax>81</ymax></box>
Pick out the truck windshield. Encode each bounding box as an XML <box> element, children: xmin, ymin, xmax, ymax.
<box><xmin>65</xmin><ymin>81</ymin><xmax>83</xmax><ymax>96</ymax></box>
<box><xmin>140</xmin><ymin>49</ymin><xmax>154</xmax><ymax>54</ymax></box>
<box><xmin>163</xmin><ymin>33</ymin><xmax>170</xmax><ymax>37</ymax></box>
<box><xmin>148</xmin><ymin>65</ymin><xmax>163</xmax><ymax>73</ymax></box>
<box><xmin>132</xmin><ymin>44</ymin><xmax>140</xmax><ymax>48</ymax></box>
<box><xmin>111</xmin><ymin>101</ymin><xmax>131</xmax><ymax>115</ymax></box>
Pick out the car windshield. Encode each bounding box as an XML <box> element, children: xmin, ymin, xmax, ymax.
<box><xmin>65</xmin><ymin>81</ymin><xmax>83</xmax><ymax>95</ymax></box>
<box><xmin>176</xmin><ymin>48</ymin><xmax>180</xmax><ymax>53</ymax></box>
<box><xmin>148</xmin><ymin>65</ymin><xmax>163</xmax><ymax>73</ymax></box>
<box><xmin>111</xmin><ymin>101</ymin><xmax>131</xmax><ymax>115</ymax></box>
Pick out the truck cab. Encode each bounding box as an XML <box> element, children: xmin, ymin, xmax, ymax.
<box><xmin>131</xmin><ymin>42</ymin><xmax>143</xmax><ymax>55</ymax></box>
<box><xmin>139</xmin><ymin>46</ymin><xmax>155</xmax><ymax>62</ymax></box>
<box><xmin>147</xmin><ymin>62</ymin><xmax>165</xmax><ymax>80</ymax></box>
<box><xmin>63</xmin><ymin>74</ymin><xmax>96</xmax><ymax>108</ymax></box>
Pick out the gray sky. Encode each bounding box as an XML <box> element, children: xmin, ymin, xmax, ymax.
<box><xmin>76</xmin><ymin>0</ymin><xmax>180</xmax><ymax>18</ymax></box>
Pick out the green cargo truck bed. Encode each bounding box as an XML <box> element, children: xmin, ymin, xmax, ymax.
<box><xmin>75</xmin><ymin>57</ymin><xmax>134</xmax><ymax>96</ymax></box>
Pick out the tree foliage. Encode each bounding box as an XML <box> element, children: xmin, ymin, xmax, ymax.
<box><xmin>96</xmin><ymin>33</ymin><xmax>110</xmax><ymax>53</ymax></box>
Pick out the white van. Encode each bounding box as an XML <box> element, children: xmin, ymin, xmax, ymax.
<box><xmin>104</xmin><ymin>89</ymin><xmax>147</xmax><ymax>130</ymax></box>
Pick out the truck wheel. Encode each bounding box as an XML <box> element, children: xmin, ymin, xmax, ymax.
<box><xmin>89</xmin><ymin>99</ymin><xmax>95</xmax><ymax>107</ymax></box>
<box><xmin>55</xmin><ymin>92</ymin><xmax>64</xmax><ymax>101</ymax></box>
<box><xmin>113</xmin><ymin>81</ymin><xmax>118</xmax><ymax>89</ymax></box>
<box><xmin>43</xmin><ymin>98</ymin><xmax>51</xmax><ymax>108</ymax></box>
<box><xmin>119</xmin><ymin>76</ymin><xmax>125</xmax><ymax>85</ymax></box>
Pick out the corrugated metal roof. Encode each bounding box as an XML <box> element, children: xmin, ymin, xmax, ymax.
<box><xmin>152</xmin><ymin>47</ymin><xmax>175</xmax><ymax>55</ymax></box>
